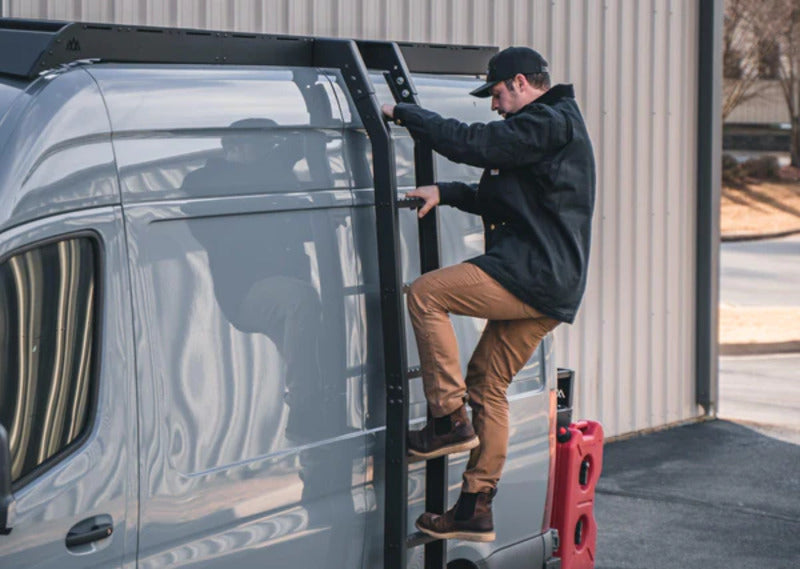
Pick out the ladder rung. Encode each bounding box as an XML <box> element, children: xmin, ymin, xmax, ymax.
<box><xmin>406</xmin><ymin>531</ymin><xmax>440</xmax><ymax>548</ymax></box>
<box><xmin>397</xmin><ymin>197</ymin><xmax>424</xmax><ymax>209</ymax></box>
<box><xmin>407</xmin><ymin>366</ymin><xmax>422</xmax><ymax>379</ymax></box>
<box><xmin>407</xmin><ymin>453</ymin><xmax>432</xmax><ymax>465</ymax></box>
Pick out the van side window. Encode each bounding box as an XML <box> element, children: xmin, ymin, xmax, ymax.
<box><xmin>0</xmin><ymin>236</ymin><xmax>97</xmax><ymax>484</ymax></box>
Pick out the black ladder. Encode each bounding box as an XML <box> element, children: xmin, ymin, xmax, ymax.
<box><xmin>356</xmin><ymin>40</ymin><xmax>447</xmax><ymax>569</ymax></box>
<box><xmin>320</xmin><ymin>38</ymin><xmax>494</xmax><ymax>569</ymax></box>
<box><xmin>348</xmin><ymin>40</ymin><xmax>496</xmax><ymax>569</ymax></box>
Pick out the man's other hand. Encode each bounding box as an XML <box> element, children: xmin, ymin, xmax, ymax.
<box><xmin>407</xmin><ymin>185</ymin><xmax>440</xmax><ymax>218</ymax></box>
<box><xmin>381</xmin><ymin>104</ymin><xmax>395</xmax><ymax>119</ymax></box>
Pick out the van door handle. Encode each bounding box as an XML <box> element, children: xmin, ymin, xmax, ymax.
<box><xmin>66</xmin><ymin>514</ymin><xmax>113</xmax><ymax>548</ymax></box>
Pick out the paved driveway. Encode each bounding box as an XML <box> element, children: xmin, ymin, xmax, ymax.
<box><xmin>593</xmin><ymin>342</ymin><xmax>800</xmax><ymax>568</ymax></box>
<box><xmin>591</xmin><ymin>235</ymin><xmax>800</xmax><ymax>568</ymax></box>
<box><xmin>594</xmin><ymin>420</ymin><xmax>800</xmax><ymax>569</ymax></box>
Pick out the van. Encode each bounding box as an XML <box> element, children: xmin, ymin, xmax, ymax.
<box><xmin>0</xmin><ymin>20</ymin><xmax>560</xmax><ymax>569</ymax></box>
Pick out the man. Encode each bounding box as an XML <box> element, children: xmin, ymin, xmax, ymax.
<box><xmin>381</xmin><ymin>46</ymin><xmax>596</xmax><ymax>542</ymax></box>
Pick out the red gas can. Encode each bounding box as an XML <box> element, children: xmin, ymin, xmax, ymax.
<box><xmin>550</xmin><ymin>420</ymin><xmax>604</xmax><ymax>569</ymax></box>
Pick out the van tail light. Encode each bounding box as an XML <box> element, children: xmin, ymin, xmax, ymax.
<box><xmin>542</xmin><ymin>387</ymin><xmax>557</xmax><ymax>532</ymax></box>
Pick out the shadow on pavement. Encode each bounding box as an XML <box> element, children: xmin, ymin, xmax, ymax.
<box><xmin>594</xmin><ymin>419</ymin><xmax>800</xmax><ymax>569</ymax></box>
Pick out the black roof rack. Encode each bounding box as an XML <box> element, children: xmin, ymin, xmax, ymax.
<box><xmin>0</xmin><ymin>18</ymin><xmax>318</xmax><ymax>78</ymax></box>
<box><xmin>0</xmin><ymin>18</ymin><xmax>495</xmax><ymax>79</ymax></box>
<box><xmin>396</xmin><ymin>41</ymin><xmax>495</xmax><ymax>75</ymax></box>
<box><xmin>358</xmin><ymin>38</ymin><xmax>494</xmax><ymax>76</ymax></box>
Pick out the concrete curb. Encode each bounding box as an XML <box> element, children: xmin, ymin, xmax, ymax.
<box><xmin>719</xmin><ymin>340</ymin><xmax>800</xmax><ymax>356</ymax></box>
<box><xmin>721</xmin><ymin>228</ymin><xmax>800</xmax><ymax>242</ymax></box>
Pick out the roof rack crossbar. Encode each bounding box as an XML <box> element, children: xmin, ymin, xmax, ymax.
<box><xmin>396</xmin><ymin>41</ymin><xmax>496</xmax><ymax>75</ymax></box>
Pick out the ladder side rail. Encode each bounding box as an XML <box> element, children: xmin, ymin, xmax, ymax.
<box><xmin>314</xmin><ymin>39</ymin><xmax>410</xmax><ymax>569</ymax></box>
<box><xmin>358</xmin><ymin>39</ymin><xmax>447</xmax><ymax>569</ymax></box>
<box><xmin>411</xmin><ymin>118</ymin><xmax>447</xmax><ymax>569</ymax></box>
<box><xmin>386</xmin><ymin>42</ymin><xmax>448</xmax><ymax>569</ymax></box>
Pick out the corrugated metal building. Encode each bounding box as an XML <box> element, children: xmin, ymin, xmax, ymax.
<box><xmin>1</xmin><ymin>0</ymin><xmax>722</xmax><ymax>439</ymax></box>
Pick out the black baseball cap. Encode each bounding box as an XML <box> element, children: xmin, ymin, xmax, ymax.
<box><xmin>470</xmin><ymin>46</ymin><xmax>549</xmax><ymax>98</ymax></box>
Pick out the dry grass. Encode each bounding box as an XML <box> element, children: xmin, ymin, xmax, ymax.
<box><xmin>722</xmin><ymin>181</ymin><xmax>800</xmax><ymax>238</ymax></box>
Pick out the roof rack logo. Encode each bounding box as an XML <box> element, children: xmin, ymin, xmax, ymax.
<box><xmin>66</xmin><ymin>37</ymin><xmax>81</xmax><ymax>52</ymax></box>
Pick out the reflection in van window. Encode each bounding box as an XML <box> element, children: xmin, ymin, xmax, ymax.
<box><xmin>117</xmin><ymin>124</ymin><xmax>349</xmax><ymax>198</ymax></box>
<box><xmin>0</xmin><ymin>237</ymin><xmax>96</xmax><ymax>483</ymax></box>
<box><xmin>91</xmin><ymin>67</ymin><xmax>351</xmax><ymax>199</ymax></box>
<box><xmin>179</xmin><ymin>119</ymin><xmax>331</xmax><ymax>196</ymax></box>
<box><xmin>355</xmin><ymin>73</ymin><xmax>494</xmax><ymax>190</ymax></box>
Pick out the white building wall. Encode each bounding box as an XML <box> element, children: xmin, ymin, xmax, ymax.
<box><xmin>6</xmin><ymin>0</ymin><xmax>701</xmax><ymax>438</ymax></box>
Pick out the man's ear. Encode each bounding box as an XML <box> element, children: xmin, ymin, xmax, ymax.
<box><xmin>515</xmin><ymin>73</ymin><xmax>529</xmax><ymax>92</ymax></box>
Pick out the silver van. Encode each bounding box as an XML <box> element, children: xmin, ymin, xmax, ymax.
<box><xmin>0</xmin><ymin>20</ymin><xmax>560</xmax><ymax>569</ymax></box>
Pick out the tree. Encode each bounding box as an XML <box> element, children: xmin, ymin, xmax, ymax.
<box><xmin>722</xmin><ymin>0</ymin><xmax>780</xmax><ymax>120</ymax></box>
<box><xmin>769</xmin><ymin>0</ymin><xmax>800</xmax><ymax>166</ymax></box>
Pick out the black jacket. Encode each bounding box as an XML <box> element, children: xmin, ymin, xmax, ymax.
<box><xmin>393</xmin><ymin>84</ymin><xmax>596</xmax><ymax>323</ymax></box>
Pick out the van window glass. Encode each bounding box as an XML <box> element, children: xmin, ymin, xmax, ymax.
<box><xmin>320</xmin><ymin>70</ymin><xmax>374</xmax><ymax>190</ymax></box>
<box><xmin>355</xmin><ymin>72</ymin><xmax>415</xmax><ymax>189</ymax></box>
<box><xmin>89</xmin><ymin>66</ymin><xmax>349</xmax><ymax>198</ymax></box>
<box><xmin>412</xmin><ymin>74</ymin><xmax>496</xmax><ymax>185</ymax></box>
<box><xmin>0</xmin><ymin>237</ymin><xmax>97</xmax><ymax>484</ymax></box>
<box><xmin>355</xmin><ymin>73</ymin><xmax>493</xmax><ymax>190</ymax></box>
<box><xmin>321</xmin><ymin>73</ymin><xmax>353</xmax><ymax>124</ymax></box>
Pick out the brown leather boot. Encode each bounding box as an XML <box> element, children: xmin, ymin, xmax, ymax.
<box><xmin>407</xmin><ymin>404</ymin><xmax>479</xmax><ymax>460</ymax></box>
<box><xmin>415</xmin><ymin>489</ymin><xmax>496</xmax><ymax>542</ymax></box>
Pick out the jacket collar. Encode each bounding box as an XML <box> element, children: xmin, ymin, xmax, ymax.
<box><xmin>508</xmin><ymin>84</ymin><xmax>574</xmax><ymax>118</ymax></box>
<box><xmin>534</xmin><ymin>84</ymin><xmax>574</xmax><ymax>105</ymax></box>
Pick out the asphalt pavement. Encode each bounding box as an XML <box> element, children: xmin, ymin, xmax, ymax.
<box><xmin>592</xmin><ymin>236</ymin><xmax>800</xmax><ymax>568</ymax></box>
<box><xmin>593</xmin><ymin>420</ymin><xmax>800</xmax><ymax>569</ymax></box>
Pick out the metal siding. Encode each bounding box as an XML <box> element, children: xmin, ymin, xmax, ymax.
<box><xmin>597</xmin><ymin>0</ymin><xmax>617</xmax><ymax>436</ymax></box>
<box><xmin>652</xmin><ymin>0</ymin><xmax>669</xmax><ymax>431</ymax></box>
<box><xmin>684</xmin><ymin>0</ymin><xmax>699</xmax><ymax>421</ymax></box>
<box><xmin>9</xmin><ymin>0</ymin><xmax>701</xmax><ymax>438</ymax></box>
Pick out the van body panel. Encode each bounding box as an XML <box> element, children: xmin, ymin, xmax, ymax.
<box><xmin>93</xmin><ymin>65</ymin><xmax>370</xmax><ymax>568</ymax></box>
<box><xmin>0</xmin><ymin>70</ymin><xmax>119</xmax><ymax>233</ymax></box>
<box><xmin>124</xmin><ymin>200</ymin><xmax>368</xmax><ymax>569</ymax></box>
<box><xmin>0</xmin><ymin>207</ymin><xmax>137</xmax><ymax>568</ymax></box>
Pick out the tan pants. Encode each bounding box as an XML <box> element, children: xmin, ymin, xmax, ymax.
<box><xmin>407</xmin><ymin>263</ymin><xmax>559</xmax><ymax>493</ymax></box>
